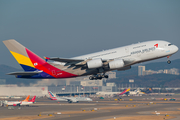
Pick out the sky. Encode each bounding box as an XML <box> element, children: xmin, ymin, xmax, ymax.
<box><xmin>0</xmin><ymin>0</ymin><xmax>180</xmax><ymax>69</ymax></box>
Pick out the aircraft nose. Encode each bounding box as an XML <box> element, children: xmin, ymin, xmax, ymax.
<box><xmin>174</xmin><ymin>45</ymin><xmax>179</xmax><ymax>53</ymax></box>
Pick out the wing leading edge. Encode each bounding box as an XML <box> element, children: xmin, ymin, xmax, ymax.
<box><xmin>49</xmin><ymin>57</ymin><xmax>84</xmax><ymax>63</ymax></box>
<box><xmin>49</xmin><ymin>57</ymin><xmax>136</xmax><ymax>67</ymax></box>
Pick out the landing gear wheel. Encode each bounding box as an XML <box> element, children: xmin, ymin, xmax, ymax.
<box><xmin>97</xmin><ymin>74</ymin><xmax>102</xmax><ymax>79</ymax></box>
<box><xmin>104</xmin><ymin>75</ymin><xmax>108</xmax><ymax>78</ymax></box>
<box><xmin>89</xmin><ymin>76</ymin><xmax>94</xmax><ymax>80</ymax></box>
<box><xmin>89</xmin><ymin>74</ymin><xmax>108</xmax><ymax>80</ymax></box>
<box><xmin>167</xmin><ymin>60</ymin><xmax>171</xmax><ymax>64</ymax></box>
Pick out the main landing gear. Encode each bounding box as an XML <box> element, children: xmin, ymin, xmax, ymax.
<box><xmin>167</xmin><ymin>56</ymin><xmax>171</xmax><ymax>64</ymax></box>
<box><xmin>89</xmin><ymin>74</ymin><xmax>108</xmax><ymax>80</ymax></box>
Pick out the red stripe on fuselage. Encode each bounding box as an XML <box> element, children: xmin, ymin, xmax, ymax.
<box><xmin>25</xmin><ymin>48</ymin><xmax>78</xmax><ymax>78</ymax></box>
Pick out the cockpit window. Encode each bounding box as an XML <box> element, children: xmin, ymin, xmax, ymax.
<box><xmin>168</xmin><ymin>44</ymin><xmax>172</xmax><ymax>46</ymax></box>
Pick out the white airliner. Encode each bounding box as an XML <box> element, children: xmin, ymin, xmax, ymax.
<box><xmin>127</xmin><ymin>88</ymin><xmax>145</xmax><ymax>96</ymax></box>
<box><xmin>48</xmin><ymin>91</ymin><xmax>68</xmax><ymax>102</ymax></box>
<box><xmin>48</xmin><ymin>91</ymin><xmax>92</xmax><ymax>103</ymax></box>
<box><xmin>20</xmin><ymin>96</ymin><xmax>36</xmax><ymax>106</ymax></box>
<box><xmin>3</xmin><ymin>95</ymin><xmax>30</xmax><ymax>106</ymax></box>
<box><xmin>3</xmin><ymin>39</ymin><xmax>178</xmax><ymax>80</ymax></box>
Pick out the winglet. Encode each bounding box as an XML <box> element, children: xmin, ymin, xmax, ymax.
<box><xmin>44</xmin><ymin>57</ymin><xmax>50</xmax><ymax>62</ymax></box>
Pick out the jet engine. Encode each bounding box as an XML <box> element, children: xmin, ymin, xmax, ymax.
<box><xmin>87</xmin><ymin>58</ymin><xmax>103</xmax><ymax>69</ymax></box>
<box><xmin>108</xmin><ymin>59</ymin><xmax>124</xmax><ymax>69</ymax></box>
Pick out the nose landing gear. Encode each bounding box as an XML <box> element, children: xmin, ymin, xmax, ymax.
<box><xmin>167</xmin><ymin>56</ymin><xmax>171</xmax><ymax>64</ymax></box>
<box><xmin>167</xmin><ymin>60</ymin><xmax>171</xmax><ymax>64</ymax></box>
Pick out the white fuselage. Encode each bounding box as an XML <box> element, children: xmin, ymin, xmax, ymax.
<box><xmin>53</xmin><ymin>97</ymin><xmax>69</xmax><ymax>101</ymax></box>
<box><xmin>74</xmin><ymin>40</ymin><xmax>178</xmax><ymax>63</ymax></box>
<box><xmin>5</xmin><ymin>101</ymin><xmax>20</xmax><ymax>106</ymax></box>
<box><xmin>52</xmin><ymin>96</ymin><xmax>92</xmax><ymax>103</ymax></box>
<box><xmin>20</xmin><ymin>101</ymin><xmax>33</xmax><ymax>106</ymax></box>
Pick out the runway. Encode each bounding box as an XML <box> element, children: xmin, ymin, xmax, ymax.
<box><xmin>0</xmin><ymin>95</ymin><xmax>180</xmax><ymax>120</ymax></box>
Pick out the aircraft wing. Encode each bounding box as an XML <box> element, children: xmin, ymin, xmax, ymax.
<box><xmin>49</xmin><ymin>57</ymin><xmax>96</xmax><ymax>66</ymax></box>
<box><xmin>49</xmin><ymin>57</ymin><xmax>84</xmax><ymax>63</ymax></box>
<box><xmin>49</xmin><ymin>57</ymin><xmax>135</xmax><ymax>64</ymax></box>
<box><xmin>7</xmin><ymin>71</ymin><xmax>43</xmax><ymax>75</ymax></box>
<box><xmin>67</xmin><ymin>98</ymin><xmax>78</xmax><ymax>103</ymax></box>
<box><xmin>48</xmin><ymin>57</ymin><xmax>136</xmax><ymax>68</ymax></box>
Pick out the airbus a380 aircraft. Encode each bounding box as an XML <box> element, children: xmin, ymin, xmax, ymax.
<box><xmin>3</xmin><ymin>39</ymin><xmax>178</xmax><ymax>80</ymax></box>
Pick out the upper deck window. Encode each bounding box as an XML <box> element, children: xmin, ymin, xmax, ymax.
<box><xmin>168</xmin><ymin>44</ymin><xmax>172</xmax><ymax>46</ymax></box>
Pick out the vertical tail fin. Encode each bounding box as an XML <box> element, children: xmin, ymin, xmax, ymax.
<box><xmin>29</xmin><ymin>96</ymin><xmax>36</xmax><ymax>102</ymax></box>
<box><xmin>119</xmin><ymin>88</ymin><xmax>130</xmax><ymax>95</ymax></box>
<box><xmin>48</xmin><ymin>91</ymin><xmax>57</xmax><ymax>100</ymax></box>
<box><xmin>126</xmin><ymin>88</ymin><xmax>130</xmax><ymax>92</ymax></box>
<box><xmin>3</xmin><ymin>39</ymin><xmax>46</xmax><ymax>71</ymax></box>
<box><xmin>48</xmin><ymin>91</ymin><xmax>56</xmax><ymax>97</ymax></box>
<box><xmin>22</xmin><ymin>95</ymin><xmax>30</xmax><ymax>102</ymax></box>
<box><xmin>3</xmin><ymin>39</ymin><xmax>76</xmax><ymax>79</ymax></box>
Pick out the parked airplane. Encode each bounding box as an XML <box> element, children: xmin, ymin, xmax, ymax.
<box><xmin>69</xmin><ymin>96</ymin><xmax>92</xmax><ymax>103</ymax></box>
<box><xmin>3</xmin><ymin>39</ymin><xmax>178</xmax><ymax>80</ymax></box>
<box><xmin>127</xmin><ymin>88</ymin><xmax>146</xmax><ymax>96</ymax></box>
<box><xmin>3</xmin><ymin>95</ymin><xmax>30</xmax><ymax>106</ymax></box>
<box><xmin>48</xmin><ymin>91</ymin><xmax>92</xmax><ymax>103</ymax></box>
<box><xmin>20</xmin><ymin>96</ymin><xmax>36</xmax><ymax>106</ymax></box>
<box><xmin>96</xmin><ymin>88</ymin><xmax>130</xmax><ymax>96</ymax></box>
<box><xmin>48</xmin><ymin>91</ymin><xmax>68</xmax><ymax>101</ymax></box>
<box><xmin>141</xmin><ymin>87</ymin><xmax>153</xmax><ymax>94</ymax></box>
<box><xmin>119</xmin><ymin>88</ymin><xmax>131</xmax><ymax>95</ymax></box>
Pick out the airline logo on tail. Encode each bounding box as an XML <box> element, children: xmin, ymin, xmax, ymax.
<box><xmin>3</xmin><ymin>39</ymin><xmax>77</xmax><ymax>79</ymax></box>
<box><xmin>48</xmin><ymin>91</ymin><xmax>57</xmax><ymax>100</ymax></box>
<box><xmin>29</xmin><ymin>96</ymin><xmax>36</xmax><ymax>103</ymax></box>
<box><xmin>154</xmin><ymin>44</ymin><xmax>158</xmax><ymax>48</ymax></box>
<box><xmin>119</xmin><ymin>88</ymin><xmax>130</xmax><ymax>95</ymax></box>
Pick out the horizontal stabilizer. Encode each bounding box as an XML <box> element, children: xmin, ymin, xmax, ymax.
<box><xmin>7</xmin><ymin>71</ymin><xmax>43</xmax><ymax>75</ymax></box>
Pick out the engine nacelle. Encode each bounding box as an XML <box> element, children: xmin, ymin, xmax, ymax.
<box><xmin>87</xmin><ymin>58</ymin><xmax>103</xmax><ymax>69</ymax></box>
<box><xmin>109</xmin><ymin>59</ymin><xmax>124</xmax><ymax>69</ymax></box>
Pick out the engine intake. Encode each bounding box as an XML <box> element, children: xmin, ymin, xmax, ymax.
<box><xmin>109</xmin><ymin>59</ymin><xmax>124</xmax><ymax>69</ymax></box>
<box><xmin>87</xmin><ymin>58</ymin><xmax>103</xmax><ymax>69</ymax></box>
